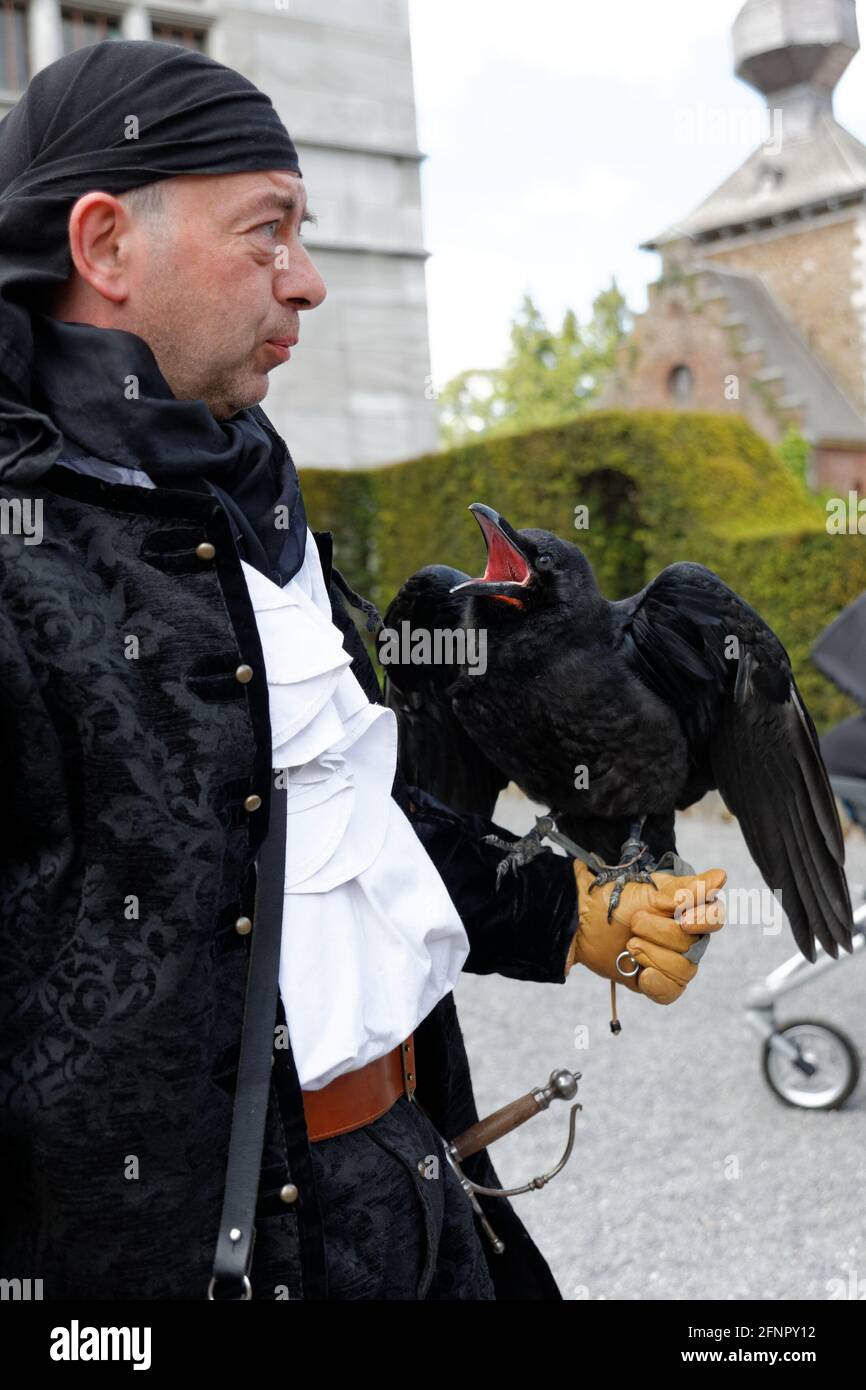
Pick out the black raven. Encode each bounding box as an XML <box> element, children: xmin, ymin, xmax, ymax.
<box><xmin>380</xmin><ymin>503</ymin><xmax>854</xmax><ymax>963</ymax></box>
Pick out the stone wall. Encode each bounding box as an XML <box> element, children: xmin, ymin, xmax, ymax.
<box><xmin>600</xmin><ymin>272</ymin><xmax>801</xmax><ymax>445</ymax></box>
<box><xmin>815</xmin><ymin>444</ymin><xmax>866</xmax><ymax>493</ymax></box>
<box><xmin>699</xmin><ymin>212</ymin><xmax>866</xmax><ymax>417</ymax></box>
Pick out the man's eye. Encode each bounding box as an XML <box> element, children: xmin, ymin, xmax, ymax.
<box><xmin>258</xmin><ymin>220</ymin><xmax>280</xmax><ymax>238</ymax></box>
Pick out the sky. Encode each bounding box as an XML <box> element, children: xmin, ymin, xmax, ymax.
<box><xmin>408</xmin><ymin>0</ymin><xmax>866</xmax><ymax>388</ymax></box>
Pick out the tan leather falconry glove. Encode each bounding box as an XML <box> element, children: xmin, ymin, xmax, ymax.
<box><xmin>566</xmin><ymin>860</ymin><xmax>727</xmax><ymax>1009</ymax></box>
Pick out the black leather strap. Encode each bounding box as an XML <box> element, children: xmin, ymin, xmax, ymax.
<box><xmin>209</xmin><ymin>780</ymin><xmax>288</xmax><ymax>1300</ymax></box>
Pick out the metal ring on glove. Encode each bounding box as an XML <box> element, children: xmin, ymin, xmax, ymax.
<box><xmin>615</xmin><ymin>949</ymin><xmax>640</xmax><ymax>978</ymax></box>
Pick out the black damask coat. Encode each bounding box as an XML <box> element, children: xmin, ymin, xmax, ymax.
<box><xmin>0</xmin><ymin>457</ymin><xmax>578</xmax><ymax>1301</ymax></box>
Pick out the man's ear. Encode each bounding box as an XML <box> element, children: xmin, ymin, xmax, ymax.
<box><xmin>66</xmin><ymin>191</ymin><xmax>133</xmax><ymax>305</ymax></box>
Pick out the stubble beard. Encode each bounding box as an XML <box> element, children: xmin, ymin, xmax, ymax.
<box><xmin>136</xmin><ymin>307</ymin><xmax>267</xmax><ymax>420</ymax></box>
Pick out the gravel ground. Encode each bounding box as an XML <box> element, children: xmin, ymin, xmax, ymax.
<box><xmin>453</xmin><ymin>788</ymin><xmax>866</xmax><ymax>1301</ymax></box>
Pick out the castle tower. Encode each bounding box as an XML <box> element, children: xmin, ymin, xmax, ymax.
<box><xmin>734</xmin><ymin>0</ymin><xmax>858</xmax><ymax>142</ymax></box>
<box><xmin>603</xmin><ymin>0</ymin><xmax>866</xmax><ymax>491</ymax></box>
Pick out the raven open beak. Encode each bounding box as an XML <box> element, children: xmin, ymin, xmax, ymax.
<box><xmin>450</xmin><ymin>503</ymin><xmax>534</xmax><ymax>604</ymax></box>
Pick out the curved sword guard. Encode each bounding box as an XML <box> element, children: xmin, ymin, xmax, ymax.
<box><xmin>444</xmin><ymin>1068</ymin><xmax>582</xmax><ymax>1251</ymax></box>
<box><xmin>449</xmin><ymin>1066</ymin><xmax>580</xmax><ymax>1161</ymax></box>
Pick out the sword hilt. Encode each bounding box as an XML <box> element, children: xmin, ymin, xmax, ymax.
<box><xmin>449</xmin><ymin>1067</ymin><xmax>579</xmax><ymax>1161</ymax></box>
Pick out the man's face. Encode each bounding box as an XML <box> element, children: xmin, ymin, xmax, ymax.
<box><xmin>99</xmin><ymin>169</ymin><xmax>326</xmax><ymax>419</ymax></box>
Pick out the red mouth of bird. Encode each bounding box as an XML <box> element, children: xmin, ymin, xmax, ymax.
<box><xmin>450</xmin><ymin>505</ymin><xmax>533</xmax><ymax>605</ymax></box>
<box><xmin>476</xmin><ymin>518</ymin><xmax>532</xmax><ymax>586</ymax></box>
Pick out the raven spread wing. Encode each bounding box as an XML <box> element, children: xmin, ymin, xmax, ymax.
<box><xmin>615</xmin><ymin>561</ymin><xmax>853</xmax><ymax>961</ymax></box>
<box><xmin>380</xmin><ymin>566</ymin><xmax>508</xmax><ymax>817</ymax></box>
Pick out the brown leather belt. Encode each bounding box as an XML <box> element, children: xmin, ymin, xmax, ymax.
<box><xmin>302</xmin><ymin>1035</ymin><xmax>417</xmax><ymax>1142</ymax></box>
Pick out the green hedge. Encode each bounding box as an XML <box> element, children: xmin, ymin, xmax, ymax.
<box><xmin>300</xmin><ymin>410</ymin><xmax>866</xmax><ymax>729</ymax></box>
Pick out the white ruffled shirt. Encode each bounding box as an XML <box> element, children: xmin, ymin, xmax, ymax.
<box><xmin>56</xmin><ymin>458</ymin><xmax>470</xmax><ymax>1091</ymax></box>
<box><xmin>249</xmin><ymin>531</ymin><xmax>470</xmax><ymax>1090</ymax></box>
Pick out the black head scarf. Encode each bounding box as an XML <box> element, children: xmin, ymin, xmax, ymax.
<box><xmin>0</xmin><ymin>39</ymin><xmax>308</xmax><ymax>585</ymax></box>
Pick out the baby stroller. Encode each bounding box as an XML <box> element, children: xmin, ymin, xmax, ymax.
<box><xmin>743</xmin><ymin>593</ymin><xmax>866</xmax><ymax>1110</ymax></box>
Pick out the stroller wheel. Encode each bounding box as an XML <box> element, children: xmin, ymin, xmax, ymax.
<box><xmin>762</xmin><ymin>1020</ymin><xmax>860</xmax><ymax>1110</ymax></box>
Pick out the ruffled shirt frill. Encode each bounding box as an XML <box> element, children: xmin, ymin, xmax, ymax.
<box><xmin>240</xmin><ymin>532</ymin><xmax>469</xmax><ymax>1091</ymax></box>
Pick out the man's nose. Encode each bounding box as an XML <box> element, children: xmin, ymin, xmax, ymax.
<box><xmin>274</xmin><ymin>243</ymin><xmax>327</xmax><ymax>311</ymax></box>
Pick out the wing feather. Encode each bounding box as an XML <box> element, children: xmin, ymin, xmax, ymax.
<box><xmin>616</xmin><ymin>563</ymin><xmax>853</xmax><ymax>960</ymax></box>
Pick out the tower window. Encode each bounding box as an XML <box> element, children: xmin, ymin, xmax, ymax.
<box><xmin>61</xmin><ymin>8</ymin><xmax>122</xmax><ymax>53</ymax></box>
<box><xmin>0</xmin><ymin>1</ymin><xmax>28</xmax><ymax>89</ymax></box>
<box><xmin>667</xmin><ymin>363</ymin><xmax>694</xmax><ymax>401</ymax></box>
<box><xmin>151</xmin><ymin>23</ymin><xmax>207</xmax><ymax>52</ymax></box>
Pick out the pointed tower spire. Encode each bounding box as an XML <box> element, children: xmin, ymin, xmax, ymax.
<box><xmin>643</xmin><ymin>0</ymin><xmax>866</xmax><ymax>248</ymax></box>
<box><xmin>732</xmin><ymin>0</ymin><xmax>859</xmax><ymax>141</ymax></box>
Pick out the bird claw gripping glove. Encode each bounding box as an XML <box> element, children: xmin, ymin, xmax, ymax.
<box><xmin>565</xmin><ymin>860</ymin><xmax>727</xmax><ymax>1022</ymax></box>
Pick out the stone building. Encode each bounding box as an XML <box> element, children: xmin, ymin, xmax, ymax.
<box><xmin>601</xmin><ymin>0</ymin><xmax>866</xmax><ymax>493</ymax></box>
<box><xmin>0</xmin><ymin>0</ymin><xmax>438</xmax><ymax>469</ymax></box>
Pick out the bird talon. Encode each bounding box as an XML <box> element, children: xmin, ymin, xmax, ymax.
<box><xmin>585</xmin><ymin>834</ymin><xmax>660</xmax><ymax>918</ymax></box>
<box><xmin>606</xmin><ymin>878</ymin><xmax>627</xmax><ymax>919</ymax></box>
<box><xmin>486</xmin><ymin>824</ymin><xmax>550</xmax><ymax>882</ymax></box>
<box><xmin>484</xmin><ymin>834</ymin><xmax>514</xmax><ymax>853</ymax></box>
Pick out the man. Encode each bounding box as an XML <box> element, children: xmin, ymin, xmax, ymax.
<box><xmin>0</xmin><ymin>41</ymin><xmax>726</xmax><ymax>1301</ymax></box>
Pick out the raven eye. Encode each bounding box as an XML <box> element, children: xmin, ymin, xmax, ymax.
<box><xmin>536</xmin><ymin>553</ymin><xmax>553</xmax><ymax>570</ymax></box>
